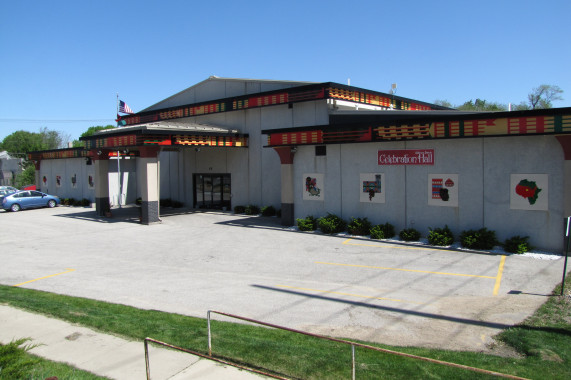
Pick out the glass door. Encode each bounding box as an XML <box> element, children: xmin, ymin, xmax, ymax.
<box><xmin>194</xmin><ymin>174</ymin><xmax>231</xmax><ymax>210</ymax></box>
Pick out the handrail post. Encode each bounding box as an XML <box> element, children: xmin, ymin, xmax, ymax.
<box><xmin>351</xmin><ymin>344</ymin><xmax>356</xmax><ymax>380</ymax></box>
<box><xmin>207</xmin><ymin>310</ymin><xmax>212</xmax><ymax>356</ymax></box>
<box><xmin>144</xmin><ymin>338</ymin><xmax>151</xmax><ymax>380</ymax></box>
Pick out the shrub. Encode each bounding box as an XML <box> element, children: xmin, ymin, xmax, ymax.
<box><xmin>276</xmin><ymin>209</ymin><xmax>281</xmax><ymax>218</ymax></box>
<box><xmin>81</xmin><ymin>198</ymin><xmax>91</xmax><ymax>207</ymax></box>
<box><xmin>427</xmin><ymin>225</ymin><xmax>454</xmax><ymax>246</ymax></box>
<box><xmin>245</xmin><ymin>205</ymin><xmax>260</xmax><ymax>215</ymax></box>
<box><xmin>297</xmin><ymin>216</ymin><xmax>317</xmax><ymax>231</ymax></box>
<box><xmin>234</xmin><ymin>205</ymin><xmax>246</xmax><ymax>214</ymax></box>
<box><xmin>261</xmin><ymin>205</ymin><xmax>276</xmax><ymax>217</ymax></box>
<box><xmin>172</xmin><ymin>200</ymin><xmax>184</xmax><ymax>208</ymax></box>
<box><xmin>504</xmin><ymin>235</ymin><xmax>532</xmax><ymax>254</ymax></box>
<box><xmin>347</xmin><ymin>217</ymin><xmax>372</xmax><ymax>236</ymax></box>
<box><xmin>460</xmin><ymin>228</ymin><xmax>498</xmax><ymax>250</ymax></box>
<box><xmin>318</xmin><ymin>213</ymin><xmax>347</xmax><ymax>234</ymax></box>
<box><xmin>370</xmin><ymin>223</ymin><xmax>395</xmax><ymax>240</ymax></box>
<box><xmin>73</xmin><ymin>199</ymin><xmax>83</xmax><ymax>207</ymax></box>
<box><xmin>399</xmin><ymin>228</ymin><xmax>421</xmax><ymax>241</ymax></box>
<box><xmin>136</xmin><ymin>197</ymin><xmax>142</xmax><ymax>205</ymax></box>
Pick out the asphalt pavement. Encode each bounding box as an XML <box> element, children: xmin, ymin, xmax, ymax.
<box><xmin>0</xmin><ymin>205</ymin><xmax>566</xmax><ymax>375</ymax></box>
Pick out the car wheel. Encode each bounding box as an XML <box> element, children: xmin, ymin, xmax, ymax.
<box><xmin>10</xmin><ymin>203</ymin><xmax>21</xmax><ymax>212</ymax></box>
<box><xmin>47</xmin><ymin>200</ymin><xmax>56</xmax><ymax>208</ymax></box>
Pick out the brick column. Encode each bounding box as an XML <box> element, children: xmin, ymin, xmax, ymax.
<box><xmin>138</xmin><ymin>147</ymin><xmax>161</xmax><ymax>224</ymax></box>
<box><xmin>91</xmin><ymin>150</ymin><xmax>111</xmax><ymax>217</ymax></box>
<box><xmin>273</xmin><ymin>147</ymin><xmax>296</xmax><ymax>226</ymax></box>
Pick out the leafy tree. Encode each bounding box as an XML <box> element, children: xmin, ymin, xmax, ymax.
<box><xmin>457</xmin><ymin>99</ymin><xmax>507</xmax><ymax>111</ymax></box>
<box><xmin>526</xmin><ymin>84</ymin><xmax>564</xmax><ymax>109</ymax></box>
<box><xmin>0</xmin><ymin>128</ymin><xmax>69</xmax><ymax>155</ymax></box>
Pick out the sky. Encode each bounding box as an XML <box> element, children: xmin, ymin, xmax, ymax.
<box><xmin>1</xmin><ymin>0</ymin><xmax>570</xmax><ymax>142</ymax></box>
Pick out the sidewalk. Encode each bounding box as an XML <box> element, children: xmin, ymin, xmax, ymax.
<box><xmin>0</xmin><ymin>305</ymin><xmax>267</xmax><ymax>379</ymax></box>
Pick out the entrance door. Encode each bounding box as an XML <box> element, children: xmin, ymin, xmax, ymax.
<box><xmin>193</xmin><ymin>174</ymin><xmax>231</xmax><ymax>210</ymax></box>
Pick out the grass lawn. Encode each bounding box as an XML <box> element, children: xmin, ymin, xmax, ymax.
<box><xmin>0</xmin><ymin>338</ymin><xmax>106</xmax><ymax>379</ymax></box>
<box><xmin>0</xmin><ymin>277</ymin><xmax>569</xmax><ymax>379</ymax></box>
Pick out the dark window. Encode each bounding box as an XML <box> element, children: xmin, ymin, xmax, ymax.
<box><xmin>315</xmin><ymin>146</ymin><xmax>326</xmax><ymax>156</ymax></box>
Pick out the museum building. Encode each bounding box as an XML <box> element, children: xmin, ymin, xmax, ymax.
<box><xmin>28</xmin><ymin>77</ymin><xmax>571</xmax><ymax>252</ymax></box>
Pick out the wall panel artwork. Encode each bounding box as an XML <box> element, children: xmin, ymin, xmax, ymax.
<box><xmin>428</xmin><ymin>174</ymin><xmax>458</xmax><ymax>207</ymax></box>
<box><xmin>510</xmin><ymin>174</ymin><xmax>548</xmax><ymax>211</ymax></box>
<box><xmin>303</xmin><ymin>173</ymin><xmax>324</xmax><ymax>201</ymax></box>
<box><xmin>360</xmin><ymin>173</ymin><xmax>385</xmax><ymax>203</ymax></box>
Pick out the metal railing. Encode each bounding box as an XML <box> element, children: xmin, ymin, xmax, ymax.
<box><xmin>207</xmin><ymin>310</ymin><xmax>529</xmax><ymax>380</ymax></box>
<box><xmin>144</xmin><ymin>337</ymin><xmax>288</xmax><ymax>380</ymax></box>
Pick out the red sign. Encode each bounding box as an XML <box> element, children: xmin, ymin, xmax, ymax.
<box><xmin>378</xmin><ymin>149</ymin><xmax>434</xmax><ymax>165</ymax></box>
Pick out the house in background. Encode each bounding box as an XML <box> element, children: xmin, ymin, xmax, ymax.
<box><xmin>0</xmin><ymin>151</ymin><xmax>23</xmax><ymax>186</ymax></box>
<box><xmin>28</xmin><ymin>77</ymin><xmax>571</xmax><ymax>252</ymax></box>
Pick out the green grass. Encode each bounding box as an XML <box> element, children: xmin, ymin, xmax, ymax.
<box><xmin>1</xmin><ymin>280</ymin><xmax>570</xmax><ymax>379</ymax></box>
<box><xmin>0</xmin><ymin>338</ymin><xmax>105</xmax><ymax>379</ymax></box>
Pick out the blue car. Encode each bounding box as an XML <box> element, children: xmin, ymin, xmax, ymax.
<box><xmin>2</xmin><ymin>190</ymin><xmax>60</xmax><ymax>212</ymax></box>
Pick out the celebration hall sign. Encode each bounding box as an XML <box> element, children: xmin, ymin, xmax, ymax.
<box><xmin>378</xmin><ymin>149</ymin><xmax>434</xmax><ymax>165</ymax></box>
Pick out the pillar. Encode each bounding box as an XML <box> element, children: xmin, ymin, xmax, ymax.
<box><xmin>138</xmin><ymin>147</ymin><xmax>161</xmax><ymax>224</ymax></box>
<box><xmin>556</xmin><ymin>135</ymin><xmax>571</xmax><ymax>217</ymax></box>
<box><xmin>92</xmin><ymin>150</ymin><xmax>111</xmax><ymax>217</ymax></box>
<box><xmin>273</xmin><ymin>147</ymin><xmax>296</xmax><ymax>226</ymax></box>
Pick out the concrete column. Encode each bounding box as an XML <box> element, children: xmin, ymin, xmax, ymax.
<box><xmin>273</xmin><ymin>147</ymin><xmax>296</xmax><ymax>226</ymax></box>
<box><xmin>92</xmin><ymin>151</ymin><xmax>111</xmax><ymax>217</ymax></box>
<box><xmin>137</xmin><ymin>147</ymin><xmax>161</xmax><ymax>224</ymax></box>
<box><xmin>556</xmin><ymin>136</ymin><xmax>571</xmax><ymax>217</ymax></box>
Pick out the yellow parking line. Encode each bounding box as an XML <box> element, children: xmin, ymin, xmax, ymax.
<box><xmin>493</xmin><ymin>255</ymin><xmax>507</xmax><ymax>296</ymax></box>
<box><xmin>13</xmin><ymin>268</ymin><xmax>76</xmax><ymax>287</ymax></box>
<box><xmin>276</xmin><ymin>284</ymin><xmax>421</xmax><ymax>304</ymax></box>
<box><xmin>315</xmin><ymin>261</ymin><xmax>496</xmax><ymax>279</ymax></box>
<box><xmin>343</xmin><ymin>238</ymin><xmax>439</xmax><ymax>251</ymax></box>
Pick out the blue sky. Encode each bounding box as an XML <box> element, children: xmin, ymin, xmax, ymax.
<box><xmin>1</xmin><ymin>0</ymin><xmax>570</xmax><ymax>142</ymax></box>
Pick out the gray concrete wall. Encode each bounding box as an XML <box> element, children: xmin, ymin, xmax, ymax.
<box><xmin>293</xmin><ymin>135</ymin><xmax>565</xmax><ymax>252</ymax></box>
<box><xmin>39</xmin><ymin>158</ymin><xmax>96</xmax><ymax>202</ymax></box>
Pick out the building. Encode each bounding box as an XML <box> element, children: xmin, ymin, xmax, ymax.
<box><xmin>29</xmin><ymin>77</ymin><xmax>571</xmax><ymax>252</ymax></box>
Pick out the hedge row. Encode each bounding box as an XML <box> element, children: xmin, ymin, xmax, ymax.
<box><xmin>295</xmin><ymin>214</ymin><xmax>532</xmax><ymax>254</ymax></box>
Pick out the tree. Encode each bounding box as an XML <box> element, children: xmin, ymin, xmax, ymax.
<box><xmin>457</xmin><ymin>99</ymin><xmax>507</xmax><ymax>112</ymax></box>
<box><xmin>526</xmin><ymin>84</ymin><xmax>564</xmax><ymax>109</ymax></box>
<box><xmin>0</xmin><ymin>128</ymin><xmax>69</xmax><ymax>155</ymax></box>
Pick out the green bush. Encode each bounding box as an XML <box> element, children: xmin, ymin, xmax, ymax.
<box><xmin>297</xmin><ymin>216</ymin><xmax>317</xmax><ymax>231</ymax></box>
<box><xmin>245</xmin><ymin>205</ymin><xmax>260</xmax><ymax>215</ymax></box>
<box><xmin>399</xmin><ymin>228</ymin><xmax>421</xmax><ymax>241</ymax></box>
<box><xmin>261</xmin><ymin>205</ymin><xmax>276</xmax><ymax>217</ymax></box>
<box><xmin>172</xmin><ymin>200</ymin><xmax>184</xmax><ymax>208</ymax></box>
<box><xmin>234</xmin><ymin>205</ymin><xmax>246</xmax><ymax>214</ymax></box>
<box><xmin>427</xmin><ymin>225</ymin><xmax>454</xmax><ymax>246</ymax></box>
<box><xmin>370</xmin><ymin>223</ymin><xmax>395</xmax><ymax>240</ymax></box>
<box><xmin>81</xmin><ymin>198</ymin><xmax>91</xmax><ymax>207</ymax></box>
<box><xmin>347</xmin><ymin>217</ymin><xmax>372</xmax><ymax>236</ymax></box>
<box><xmin>276</xmin><ymin>209</ymin><xmax>281</xmax><ymax>218</ymax></box>
<box><xmin>318</xmin><ymin>213</ymin><xmax>347</xmax><ymax>234</ymax></box>
<box><xmin>136</xmin><ymin>197</ymin><xmax>142</xmax><ymax>205</ymax></box>
<box><xmin>72</xmin><ymin>199</ymin><xmax>83</xmax><ymax>207</ymax></box>
<box><xmin>160</xmin><ymin>198</ymin><xmax>172</xmax><ymax>207</ymax></box>
<box><xmin>460</xmin><ymin>228</ymin><xmax>498</xmax><ymax>250</ymax></box>
<box><xmin>504</xmin><ymin>235</ymin><xmax>532</xmax><ymax>254</ymax></box>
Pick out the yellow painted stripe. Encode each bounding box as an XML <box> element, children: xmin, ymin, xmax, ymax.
<box><xmin>493</xmin><ymin>255</ymin><xmax>507</xmax><ymax>296</ymax></box>
<box><xmin>342</xmin><ymin>238</ymin><xmax>440</xmax><ymax>251</ymax></box>
<box><xmin>13</xmin><ymin>268</ymin><xmax>76</xmax><ymax>287</ymax></box>
<box><xmin>276</xmin><ymin>284</ymin><xmax>421</xmax><ymax>305</ymax></box>
<box><xmin>316</xmin><ymin>261</ymin><xmax>496</xmax><ymax>279</ymax></box>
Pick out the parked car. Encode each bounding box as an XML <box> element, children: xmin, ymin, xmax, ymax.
<box><xmin>2</xmin><ymin>190</ymin><xmax>60</xmax><ymax>212</ymax></box>
<box><xmin>0</xmin><ymin>188</ymin><xmax>17</xmax><ymax>203</ymax></box>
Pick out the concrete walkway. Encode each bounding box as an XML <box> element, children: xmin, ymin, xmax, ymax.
<box><xmin>0</xmin><ymin>305</ymin><xmax>268</xmax><ymax>379</ymax></box>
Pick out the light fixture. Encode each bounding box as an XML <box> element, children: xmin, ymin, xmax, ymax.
<box><xmin>97</xmin><ymin>150</ymin><xmax>102</xmax><ymax>156</ymax></box>
<box><xmin>290</xmin><ymin>146</ymin><xmax>297</xmax><ymax>153</ymax></box>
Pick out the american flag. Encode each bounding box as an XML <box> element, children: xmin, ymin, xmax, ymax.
<box><xmin>118</xmin><ymin>100</ymin><xmax>134</xmax><ymax>114</ymax></box>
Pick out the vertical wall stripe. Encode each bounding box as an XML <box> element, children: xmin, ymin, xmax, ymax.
<box><xmin>554</xmin><ymin>115</ymin><xmax>563</xmax><ymax>133</ymax></box>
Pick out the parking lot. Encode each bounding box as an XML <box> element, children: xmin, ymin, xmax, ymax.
<box><xmin>0</xmin><ymin>206</ymin><xmax>565</xmax><ymax>352</ymax></box>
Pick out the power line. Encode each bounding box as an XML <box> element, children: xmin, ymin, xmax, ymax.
<box><xmin>0</xmin><ymin>118</ymin><xmax>114</xmax><ymax>123</ymax></box>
